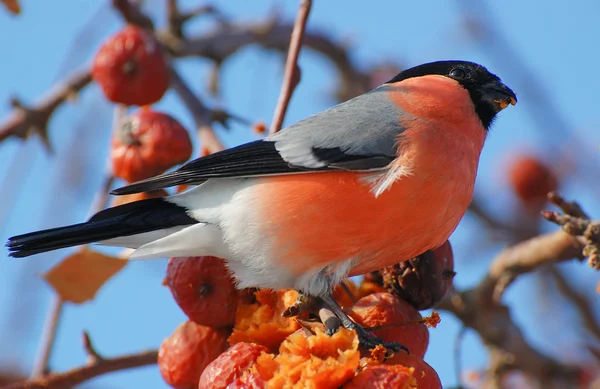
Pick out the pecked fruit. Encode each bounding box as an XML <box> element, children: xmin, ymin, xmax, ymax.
<box><xmin>166</xmin><ymin>256</ymin><xmax>239</xmax><ymax>328</ymax></box>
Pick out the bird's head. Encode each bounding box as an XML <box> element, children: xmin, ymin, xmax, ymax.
<box><xmin>386</xmin><ymin>60</ymin><xmax>517</xmax><ymax>130</ymax></box>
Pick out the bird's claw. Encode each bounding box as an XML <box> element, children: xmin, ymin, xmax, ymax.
<box><xmin>348</xmin><ymin>322</ymin><xmax>410</xmax><ymax>356</ymax></box>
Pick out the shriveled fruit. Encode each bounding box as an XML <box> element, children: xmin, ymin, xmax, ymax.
<box><xmin>229</xmin><ymin>289</ymin><xmax>299</xmax><ymax>351</ymax></box>
<box><xmin>508</xmin><ymin>154</ymin><xmax>558</xmax><ymax>204</ymax></box>
<box><xmin>111</xmin><ymin>189</ymin><xmax>168</xmax><ymax>207</ymax></box>
<box><xmin>224</xmin><ymin>371</ymin><xmax>266</xmax><ymax>389</ymax></box>
<box><xmin>391</xmin><ymin>353</ymin><xmax>442</xmax><ymax>389</ymax></box>
<box><xmin>166</xmin><ymin>256</ymin><xmax>238</xmax><ymax>328</ymax></box>
<box><xmin>382</xmin><ymin>240</ymin><xmax>455</xmax><ymax>310</ymax></box>
<box><xmin>255</xmin><ymin>327</ymin><xmax>360</xmax><ymax>389</ymax></box>
<box><xmin>112</xmin><ymin>109</ymin><xmax>193</xmax><ymax>183</ymax></box>
<box><xmin>199</xmin><ymin>342</ymin><xmax>268</xmax><ymax>389</ymax></box>
<box><xmin>342</xmin><ymin>364</ymin><xmax>417</xmax><ymax>389</ymax></box>
<box><xmin>349</xmin><ymin>293</ymin><xmax>429</xmax><ymax>359</ymax></box>
<box><xmin>158</xmin><ymin>321</ymin><xmax>229</xmax><ymax>389</ymax></box>
<box><xmin>92</xmin><ymin>25</ymin><xmax>169</xmax><ymax>105</ymax></box>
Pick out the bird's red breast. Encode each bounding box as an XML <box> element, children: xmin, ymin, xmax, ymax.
<box><xmin>254</xmin><ymin>75</ymin><xmax>486</xmax><ymax>277</ymax></box>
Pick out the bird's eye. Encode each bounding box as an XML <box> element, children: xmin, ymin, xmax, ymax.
<box><xmin>449</xmin><ymin>68</ymin><xmax>467</xmax><ymax>79</ymax></box>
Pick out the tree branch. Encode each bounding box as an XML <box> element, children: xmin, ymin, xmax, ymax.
<box><xmin>28</xmin><ymin>108</ymin><xmax>120</xmax><ymax>379</ymax></box>
<box><xmin>3</xmin><ymin>349</ymin><xmax>157</xmax><ymax>389</ymax></box>
<box><xmin>164</xmin><ymin>20</ymin><xmax>371</xmax><ymax>101</ymax></box>
<box><xmin>269</xmin><ymin>0</ymin><xmax>312</xmax><ymax>134</ymax></box>
<box><xmin>438</xmin><ymin>193</ymin><xmax>595</xmax><ymax>388</ymax></box>
<box><xmin>169</xmin><ymin>68</ymin><xmax>225</xmax><ymax>153</ymax></box>
<box><xmin>548</xmin><ymin>266</ymin><xmax>600</xmax><ymax>343</ymax></box>
<box><xmin>0</xmin><ymin>69</ymin><xmax>92</xmax><ymax>148</ymax></box>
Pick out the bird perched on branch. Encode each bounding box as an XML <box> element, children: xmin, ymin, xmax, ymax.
<box><xmin>6</xmin><ymin>60</ymin><xmax>516</xmax><ymax>352</ymax></box>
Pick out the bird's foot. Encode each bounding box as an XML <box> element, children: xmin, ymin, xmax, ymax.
<box><xmin>320</xmin><ymin>292</ymin><xmax>409</xmax><ymax>356</ymax></box>
<box><xmin>344</xmin><ymin>320</ymin><xmax>409</xmax><ymax>355</ymax></box>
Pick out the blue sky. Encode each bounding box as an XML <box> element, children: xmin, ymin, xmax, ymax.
<box><xmin>0</xmin><ymin>1</ymin><xmax>599</xmax><ymax>387</ymax></box>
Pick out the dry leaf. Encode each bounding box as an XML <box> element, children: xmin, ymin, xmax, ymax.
<box><xmin>42</xmin><ymin>248</ymin><xmax>127</xmax><ymax>303</ymax></box>
<box><xmin>1</xmin><ymin>0</ymin><xmax>20</xmax><ymax>14</ymax></box>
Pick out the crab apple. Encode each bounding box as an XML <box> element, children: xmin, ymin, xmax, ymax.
<box><xmin>92</xmin><ymin>25</ymin><xmax>169</xmax><ymax>106</ymax></box>
<box><xmin>199</xmin><ymin>342</ymin><xmax>269</xmax><ymax>389</ymax></box>
<box><xmin>166</xmin><ymin>256</ymin><xmax>238</xmax><ymax>328</ymax></box>
<box><xmin>349</xmin><ymin>293</ymin><xmax>429</xmax><ymax>359</ymax></box>
<box><xmin>111</xmin><ymin>109</ymin><xmax>192</xmax><ymax>183</ymax></box>
<box><xmin>225</xmin><ymin>372</ymin><xmax>266</xmax><ymax>389</ymax></box>
<box><xmin>392</xmin><ymin>353</ymin><xmax>442</xmax><ymax>389</ymax></box>
<box><xmin>383</xmin><ymin>240</ymin><xmax>455</xmax><ymax>310</ymax></box>
<box><xmin>342</xmin><ymin>364</ymin><xmax>416</xmax><ymax>389</ymax></box>
<box><xmin>508</xmin><ymin>154</ymin><xmax>558</xmax><ymax>204</ymax></box>
<box><xmin>158</xmin><ymin>321</ymin><xmax>229</xmax><ymax>389</ymax></box>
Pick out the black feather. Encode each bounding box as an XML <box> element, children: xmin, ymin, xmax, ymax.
<box><xmin>6</xmin><ymin>198</ymin><xmax>197</xmax><ymax>258</ymax></box>
<box><xmin>111</xmin><ymin>140</ymin><xmax>393</xmax><ymax>195</ymax></box>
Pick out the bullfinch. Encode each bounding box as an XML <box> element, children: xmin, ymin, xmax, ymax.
<box><xmin>6</xmin><ymin>60</ymin><xmax>516</xmax><ymax>351</ymax></box>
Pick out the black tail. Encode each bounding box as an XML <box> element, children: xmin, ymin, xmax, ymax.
<box><xmin>6</xmin><ymin>198</ymin><xmax>198</xmax><ymax>258</ymax></box>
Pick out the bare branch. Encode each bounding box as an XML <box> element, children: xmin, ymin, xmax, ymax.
<box><xmin>112</xmin><ymin>0</ymin><xmax>154</xmax><ymax>30</ymax></box>
<box><xmin>4</xmin><ymin>349</ymin><xmax>157</xmax><ymax>389</ymax></box>
<box><xmin>169</xmin><ymin>68</ymin><xmax>225</xmax><ymax>153</ymax></box>
<box><xmin>439</xmin><ymin>291</ymin><xmax>581</xmax><ymax>388</ymax></box>
<box><xmin>269</xmin><ymin>0</ymin><xmax>312</xmax><ymax>134</ymax></box>
<box><xmin>167</xmin><ymin>0</ymin><xmax>223</xmax><ymax>38</ymax></box>
<box><xmin>480</xmin><ymin>229</ymin><xmax>584</xmax><ymax>303</ymax></box>
<box><xmin>29</xmin><ymin>296</ymin><xmax>63</xmax><ymax>379</ymax></box>
<box><xmin>28</xmin><ymin>108</ymin><xmax>120</xmax><ymax>379</ymax></box>
<box><xmin>438</xmin><ymin>193</ymin><xmax>596</xmax><ymax>387</ymax></box>
<box><xmin>475</xmin><ymin>193</ymin><xmax>593</xmax><ymax>302</ymax></box>
<box><xmin>548</xmin><ymin>266</ymin><xmax>600</xmax><ymax>343</ymax></box>
<box><xmin>167</xmin><ymin>20</ymin><xmax>370</xmax><ymax>101</ymax></box>
<box><xmin>0</xmin><ymin>69</ymin><xmax>92</xmax><ymax>148</ymax></box>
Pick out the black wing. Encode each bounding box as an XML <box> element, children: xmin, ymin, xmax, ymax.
<box><xmin>110</xmin><ymin>140</ymin><xmax>393</xmax><ymax>195</ymax></box>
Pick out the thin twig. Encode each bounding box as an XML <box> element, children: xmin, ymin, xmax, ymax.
<box><xmin>82</xmin><ymin>331</ymin><xmax>104</xmax><ymax>364</ymax></box>
<box><xmin>269</xmin><ymin>0</ymin><xmax>312</xmax><ymax>134</ymax></box>
<box><xmin>29</xmin><ymin>296</ymin><xmax>63</xmax><ymax>378</ymax></box>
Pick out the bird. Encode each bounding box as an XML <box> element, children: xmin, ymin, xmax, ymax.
<box><xmin>6</xmin><ymin>60</ymin><xmax>516</xmax><ymax>351</ymax></box>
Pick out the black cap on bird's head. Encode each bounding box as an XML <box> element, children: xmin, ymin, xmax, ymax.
<box><xmin>386</xmin><ymin>60</ymin><xmax>517</xmax><ymax>129</ymax></box>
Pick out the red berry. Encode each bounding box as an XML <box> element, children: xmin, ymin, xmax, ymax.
<box><xmin>111</xmin><ymin>109</ymin><xmax>192</xmax><ymax>183</ymax></box>
<box><xmin>383</xmin><ymin>240</ymin><xmax>455</xmax><ymax>310</ymax></box>
<box><xmin>508</xmin><ymin>155</ymin><xmax>558</xmax><ymax>203</ymax></box>
<box><xmin>349</xmin><ymin>293</ymin><xmax>429</xmax><ymax>359</ymax></box>
<box><xmin>166</xmin><ymin>256</ymin><xmax>238</xmax><ymax>328</ymax></box>
<box><xmin>199</xmin><ymin>342</ymin><xmax>268</xmax><ymax>389</ymax></box>
<box><xmin>92</xmin><ymin>25</ymin><xmax>169</xmax><ymax>106</ymax></box>
<box><xmin>158</xmin><ymin>321</ymin><xmax>229</xmax><ymax>389</ymax></box>
<box><xmin>391</xmin><ymin>353</ymin><xmax>443</xmax><ymax>389</ymax></box>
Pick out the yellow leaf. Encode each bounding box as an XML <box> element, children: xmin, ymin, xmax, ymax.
<box><xmin>42</xmin><ymin>248</ymin><xmax>127</xmax><ymax>304</ymax></box>
<box><xmin>1</xmin><ymin>0</ymin><xmax>20</xmax><ymax>14</ymax></box>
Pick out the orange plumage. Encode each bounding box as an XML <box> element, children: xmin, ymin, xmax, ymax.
<box><xmin>257</xmin><ymin>75</ymin><xmax>485</xmax><ymax>276</ymax></box>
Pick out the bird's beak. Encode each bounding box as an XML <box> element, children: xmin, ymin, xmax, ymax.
<box><xmin>483</xmin><ymin>80</ymin><xmax>517</xmax><ymax>112</ymax></box>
